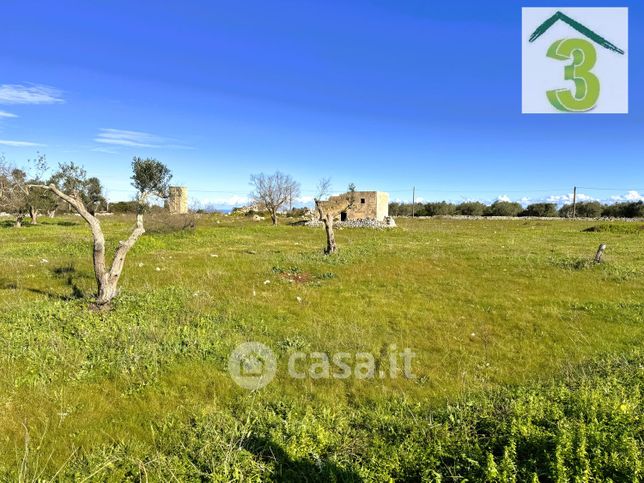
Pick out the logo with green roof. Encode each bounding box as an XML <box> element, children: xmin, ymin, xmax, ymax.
<box><xmin>522</xmin><ymin>8</ymin><xmax>628</xmax><ymax>114</ymax></box>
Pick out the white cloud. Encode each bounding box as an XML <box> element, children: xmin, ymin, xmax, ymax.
<box><xmin>497</xmin><ymin>194</ymin><xmax>511</xmax><ymax>202</ymax></box>
<box><xmin>296</xmin><ymin>195</ymin><xmax>315</xmax><ymax>204</ymax></box>
<box><xmin>225</xmin><ymin>195</ymin><xmax>250</xmax><ymax>206</ymax></box>
<box><xmin>0</xmin><ymin>139</ymin><xmax>45</xmax><ymax>147</ymax></box>
<box><xmin>95</xmin><ymin>128</ymin><xmax>191</xmax><ymax>149</ymax></box>
<box><xmin>91</xmin><ymin>146</ymin><xmax>120</xmax><ymax>154</ymax></box>
<box><xmin>610</xmin><ymin>190</ymin><xmax>644</xmax><ymax>202</ymax></box>
<box><xmin>0</xmin><ymin>110</ymin><xmax>17</xmax><ymax>118</ymax></box>
<box><xmin>546</xmin><ymin>193</ymin><xmax>595</xmax><ymax>205</ymax></box>
<box><xmin>0</xmin><ymin>84</ymin><xmax>64</xmax><ymax>104</ymax></box>
<box><xmin>197</xmin><ymin>195</ymin><xmax>250</xmax><ymax>207</ymax></box>
<box><xmin>95</xmin><ymin>128</ymin><xmax>163</xmax><ymax>147</ymax></box>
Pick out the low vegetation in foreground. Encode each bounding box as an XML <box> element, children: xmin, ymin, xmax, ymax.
<box><xmin>0</xmin><ymin>216</ymin><xmax>641</xmax><ymax>480</ymax></box>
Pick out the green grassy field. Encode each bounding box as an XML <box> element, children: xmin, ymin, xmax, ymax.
<box><xmin>0</xmin><ymin>215</ymin><xmax>642</xmax><ymax>480</ymax></box>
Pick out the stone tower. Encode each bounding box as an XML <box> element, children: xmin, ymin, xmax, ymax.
<box><xmin>167</xmin><ymin>186</ymin><xmax>188</xmax><ymax>214</ymax></box>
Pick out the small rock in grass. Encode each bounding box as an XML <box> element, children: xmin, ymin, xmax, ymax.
<box><xmin>296</xmin><ymin>296</ymin><xmax>302</xmax><ymax>303</ymax></box>
<box><xmin>264</xmin><ymin>280</ymin><xmax>270</xmax><ymax>285</ymax></box>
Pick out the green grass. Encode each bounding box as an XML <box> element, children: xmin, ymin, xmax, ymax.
<box><xmin>0</xmin><ymin>215</ymin><xmax>642</xmax><ymax>480</ymax></box>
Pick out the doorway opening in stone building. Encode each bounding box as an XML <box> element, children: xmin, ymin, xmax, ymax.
<box><xmin>340</xmin><ymin>211</ymin><xmax>348</xmax><ymax>221</ymax></box>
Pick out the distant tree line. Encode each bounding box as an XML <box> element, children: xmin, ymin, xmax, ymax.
<box><xmin>389</xmin><ymin>200</ymin><xmax>644</xmax><ymax>218</ymax></box>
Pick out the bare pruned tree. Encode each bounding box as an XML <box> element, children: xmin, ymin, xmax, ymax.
<box><xmin>316</xmin><ymin>177</ymin><xmax>332</xmax><ymax>202</ymax></box>
<box><xmin>249</xmin><ymin>171</ymin><xmax>300</xmax><ymax>225</ymax></box>
<box><xmin>315</xmin><ymin>181</ymin><xmax>356</xmax><ymax>254</ymax></box>
<box><xmin>30</xmin><ymin>157</ymin><xmax>172</xmax><ymax>307</ymax></box>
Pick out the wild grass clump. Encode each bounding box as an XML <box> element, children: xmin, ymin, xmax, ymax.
<box><xmin>551</xmin><ymin>256</ymin><xmax>595</xmax><ymax>271</ymax></box>
<box><xmin>583</xmin><ymin>223</ymin><xmax>643</xmax><ymax>234</ymax></box>
<box><xmin>144</xmin><ymin>213</ymin><xmax>198</xmax><ymax>234</ymax></box>
<box><xmin>550</xmin><ymin>255</ymin><xmax>641</xmax><ymax>281</ymax></box>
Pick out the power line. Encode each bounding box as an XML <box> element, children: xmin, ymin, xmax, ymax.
<box><xmin>577</xmin><ymin>186</ymin><xmax>644</xmax><ymax>191</ymax></box>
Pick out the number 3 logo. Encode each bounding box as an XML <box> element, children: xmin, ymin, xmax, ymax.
<box><xmin>546</xmin><ymin>38</ymin><xmax>600</xmax><ymax>112</ymax></box>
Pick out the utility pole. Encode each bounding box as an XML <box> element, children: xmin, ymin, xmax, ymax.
<box><xmin>412</xmin><ymin>186</ymin><xmax>416</xmax><ymax>218</ymax></box>
<box><xmin>572</xmin><ymin>186</ymin><xmax>577</xmax><ymax>219</ymax></box>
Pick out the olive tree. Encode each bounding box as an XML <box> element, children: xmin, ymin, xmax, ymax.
<box><xmin>48</xmin><ymin>163</ymin><xmax>107</xmax><ymax>216</ymax></box>
<box><xmin>0</xmin><ymin>166</ymin><xmax>28</xmax><ymax>226</ymax></box>
<box><xmin>314</xmin><ymin>180</ymin><xmax>355</xmax><ymax>254</ymax></box>
<box><xmin>249</xmin><ymin>171</ymin><xmax>300</xmax><ymax>225</ymax></box>
<box><xmin>0</xmin><ymin>153</ymin><xmax>51</xmax><ymax>226</ymax></box>
<box><xmin>31</xmin><ymin>157</ymin><xmax>172</xmax><ymax>307</ymax></box>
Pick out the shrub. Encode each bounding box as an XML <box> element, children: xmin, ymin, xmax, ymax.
<box><xmin>485</xmin><ymin>201</ymin><xmax>523</xmax><ymax>217</ymax></box>
<box><xmin>285</xmin><ymin>208</ymin><xmax>309</xmax><ymax>218</ymax></box>
<box><xmin>583</xmin><ymin>224</ymin><xmax>643</xmax><ymax>234</ymax></box>
<box><xmin>144</xmin><ymin>213</ymin><xmax>197</xmax><ymax>234</ymax></box>
<box><xmin>109</xmin><ymin>201</ymin><xmax>139</xmax><ymax>213</ymax></box>
<box><xmin>109</xmin><ymin>201</ymin><xmax>166</xmax><ymax>214</ymax></box>
<box><xmin>520</xmin><ymin>203</ymin><xmax>558</xmax><ymax>217</ymax></box>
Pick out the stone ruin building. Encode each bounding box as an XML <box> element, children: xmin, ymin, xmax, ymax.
<box><xmin>326</xmin><ymin>191</ymin><xmax>389</xmax><ymax>221</ymax></box>
<box><xmin>167</xmin><ymin>186</ymin><xmax>188</xmax><ymax>214</ymax></box>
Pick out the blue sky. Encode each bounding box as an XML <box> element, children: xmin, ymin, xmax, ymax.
<box><xmin>0</xmin><ymin>0</ymin><xmax>642</xmax><ymax>208</ymax></box>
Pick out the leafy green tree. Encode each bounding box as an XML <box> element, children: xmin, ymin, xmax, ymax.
<box><xmin>520</xmin><ymin>203</ymin><xmax>558</xmax><ymax>217</ymax></box>
<box><xmin>455</xmin><ymin>201</ymin><xmax>487</xmax><ymax>216</ymax></box>
<box><xmin>0</xmin><ymin>166</ymin><xmax>28</xmax><ymax>226</ymax></box>
<box><xmin>602</xmin><ymin>201</ymin><xmax>644</xmax><ymax>218</ymax></box>
<box><xmin>0</xmin><ymin>153</ymin><xmax>51</xmax><ymax>226</ymax></box>
<box><xmin>559</xmin><ymin>201</ymin><xmax>603</xmax><ymax>218</ymax></box>
<box><xmin>388</xmin><ymin>202</ymin><xmax>422</xmax><ymax>217</ymax></box>
<box><xmin>131</xmin><ymin>157</ymin><xmax>172</xmax><ymax>204</ymax></box>
<box><xmin>49</xmin><ymin>163</ymin><xmax>108</xmax><ymax>215</ymax></box>
<box><xmin>424</xmin><ymin>201</ymin><xmax>456</xmax><ymax>216</ymax></box>
<box><xmin>485</xmin><ymin>201</ymin><xmax>523</xmax><ymax>217</ymax></box>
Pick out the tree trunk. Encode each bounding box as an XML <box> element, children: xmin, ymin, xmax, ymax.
<box><xmin>96</xmin><ymin>272</ymin><xmax>118</xmax><ymax>306</ymax></box>
<box><xmin>594</xmin><ymin>243</ymin><xmax>607</xmax><ymax>263</ymax></box>
<box><xmin>15</xmin><ymin>215</ymin><xmax>23</xmax><ymax>228</ymax></box>
<box><xmin>270</xmin><ymin>210</ymin><xmax>277</xmax><ymax>225</ymax></box>
<box><xmin>30</xmin><ymin>184</ymin><xmax>145</xmax><ymax>308</ymax></box>
<box><xmin>323</xmin><ymin>213</ymin><xmax>337</xmax><ymax>254</ymax></box>
<box><xmin>91</xmin><ymin>213</ymin><xmax>145</xmax><ymax>307</ymax></box>
<box><xmin>315</xmin><ymin>200</ymin><xmax>341</xmax><ymax>255</ymax></box>
<box><xmin>47</xmin><ymin>210</ymin><xmax>56</xmax><ymax>218</ymax></box>
<box><xmin>29</xmin><ymin>206</ymin><xmax>38</xmax><ymax>224</ymax></box>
